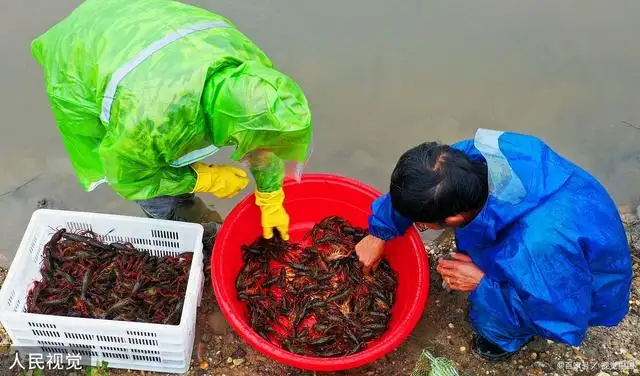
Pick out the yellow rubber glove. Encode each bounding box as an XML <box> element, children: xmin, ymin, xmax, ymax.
<box><xmin>255</xmin><ymin>189</ymin><xmax>290</xmax><ymax>240</ymax></box>
<box><xmin>191</xmin><ymin>162</ymin><xmax>249</xmax><ymax>199</ymax></box>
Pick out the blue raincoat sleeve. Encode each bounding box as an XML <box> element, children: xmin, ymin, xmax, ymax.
<box><xmin>368</xmin><ymin>193</ymin><xmax>413</xmax><ymax>241</ymax></box>
<box><xmin>468</xmin><ymin>234</ymin><xmax>593</xmax><ymax>351</ymax></box>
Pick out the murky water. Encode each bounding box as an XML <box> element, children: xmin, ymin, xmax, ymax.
<box><xmin>1</xmin><ymin>0</ymin><xmax>639</xmax><ymax>265</ymax></box>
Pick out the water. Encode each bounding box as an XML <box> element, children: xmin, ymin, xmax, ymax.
<box><xmin>1</xmin><ymin>0</ymin><xmax>639</xmax><ymax>265</ymax></box>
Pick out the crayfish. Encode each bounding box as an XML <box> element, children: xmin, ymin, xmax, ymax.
<box><xmin>236</xmin><ymin>216</ymin><xmax>397</xmax><ymax>358</ymax></box>
<box><xmin>25</xmin><ymin>228</ymin><xmax>192</xmax><ymax>325</ymax></box>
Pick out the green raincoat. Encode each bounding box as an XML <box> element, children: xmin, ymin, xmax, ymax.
<box><xmin>32</xmin><ymin>0</ymin><xmax>312</xmax><ymax>200</ymax></box>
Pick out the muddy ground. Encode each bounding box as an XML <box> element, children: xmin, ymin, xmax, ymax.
<box><xmin>1</xmin><ymin>216</ymin><xmax>639</xmax><ymax>376</ymax></box>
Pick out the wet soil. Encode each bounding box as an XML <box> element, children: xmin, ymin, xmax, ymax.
<box><xmin>1</xmin><ymin>221</ymin><xmax>638</xmax><ymax>376</ymax></box>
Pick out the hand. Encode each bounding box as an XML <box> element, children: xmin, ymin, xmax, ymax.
<box><xmin>355</xmin><ymin>235</ymin><xmax>386</xmax><ymax>275</ymax></box>
<box><xmin>191</xmin><ymin>163</ymin><xmax>249</xmax><ymax>199</ymax></box>
<box><xmin>436</xmin><ymin>252</ymin><xmax>485</xmax><ymax>292</ymax></box>
<box><xmin>255</xmin><ymin>189</ymin><xmax>290</xmax><ymax>240</ymax></box>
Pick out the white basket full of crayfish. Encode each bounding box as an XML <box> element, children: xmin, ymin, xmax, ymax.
<box><xmin>0</xmin><ymin>209</ymin><xmax>205</xmax><ymax>374</ymax></box>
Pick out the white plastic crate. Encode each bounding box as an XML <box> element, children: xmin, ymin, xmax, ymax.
<box><xmin>0</xmin><ymin>209</ymin><xmax>205</xmax><ymax>374</ymax></box>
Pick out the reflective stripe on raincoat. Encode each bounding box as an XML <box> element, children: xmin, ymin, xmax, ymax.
<box><xmin>31</xmin><ymin>0</ymin><xmax>312</xmax><ymax>200</ymax></box>
<box><xmin>369</xmin><ymin>129</ymin><xmax>632</xmax><ymax>351</ymax></box>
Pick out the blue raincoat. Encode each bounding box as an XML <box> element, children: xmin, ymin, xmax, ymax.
<box><xmin>369</xmin><ymin>129</ymin><xmax>632</xmax><ymax>351</ymax></box>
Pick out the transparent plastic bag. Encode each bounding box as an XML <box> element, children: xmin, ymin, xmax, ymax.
<box><xmin>411</xmin><ymin>349</ymin><xmax>461</xmax><ymax>376</ymax></box>
<box><xmin>242</xmin><ymin>138</ymin><xmax>312</xmax><ymax>192</ymax></box>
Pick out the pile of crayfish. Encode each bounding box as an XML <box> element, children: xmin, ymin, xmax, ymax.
<box><xmin>236</xmin><ymin>216</ymin><xmax>397</xmax><ymax>357</ymax></box>
<box><xmin>25</xmin><ymin>228</ymin><xmax>192</xmax><ymax>325</ymax></box>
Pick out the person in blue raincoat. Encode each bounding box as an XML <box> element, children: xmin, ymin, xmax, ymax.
<box><xmin>355</xmin><ymin>128</ymin><xmax>632</xmax><ymax>361</ymax></box>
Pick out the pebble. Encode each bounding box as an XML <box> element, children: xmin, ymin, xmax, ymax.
<box><xmin>518</xmin><ymin>365</ymin><xmax>524</xmax><ymax>369</ymax></box>
<box><xmin>366</xmin><ymin>372</ymin><xmax>375</xmax><ymax>376</ymax></box>
<box><xmin>447</xmin><ymin>336</ymin><xmax>452</xmax><ymax>340</ymax></box>
<box><xmin>534</xmin><ymin>361</ymin><xmax>546</xmax><ymax>368</ymax></box>
<box><xmin>232</xmin><ymin>358</ymin><xmax>245</xmax><ymax>366</ymax></box>
<box><xmin>531</xmin><ymin>352</ymin><xmax>538</xmax><ymax>360</ymax></box>
<box><xmin>621</xmin><ymin>213</ymin><xmax>638</xmax><ymax>224</ymax></box>
<box><xmin>546</xmin><ymin>340</ymin><xmax>554</xmax><ymax>344</ymax></box>
<box><xmin>448</xmin><ymin>323</ymin><xmax>455</xmax><ymax>329</ymax></box>
<box><xmin>625</xmin><ymin>353</ymin><xmax>634</xmax><ymax>360</ymax></box>
<box><xmin>460</xmin><ymin>346</ymin><xmax>467</xmax><ymax>353</ymax></box>
<box><xmin>595</xmin><ymin>372</ymin><xmax>611</xmax><ymax>376</ymax></box>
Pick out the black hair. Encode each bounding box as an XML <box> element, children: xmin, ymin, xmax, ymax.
<box><xmin>389</xmin><ymin>142</ymin><xmax>488</xmax><ymax>224</ymax></box>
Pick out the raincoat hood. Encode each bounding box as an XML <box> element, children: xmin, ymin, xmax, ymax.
<box><xmin>202</xmin><ymin>61</ymin><xmax>313</xmax><ymax>164</ymax></box>
<box><xmin>453</xmin><ymin>129</ymin><xmax>574</xmax><ymax>250</ymax></box>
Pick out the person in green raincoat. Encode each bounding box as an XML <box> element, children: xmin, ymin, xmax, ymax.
<box><xmin>31</xmin><ymin>0</ymin><xmax>313</xmax><ymax>248</ymax></box>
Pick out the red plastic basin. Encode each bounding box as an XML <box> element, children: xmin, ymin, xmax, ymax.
<box><xmin>211</xmin><ymin>173</ymin><xmax>429</xmax><ymax>371</ymax></box>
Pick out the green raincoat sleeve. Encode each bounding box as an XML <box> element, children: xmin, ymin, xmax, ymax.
<box><xmin>202</xmin><ymin>61</ymin><xmax>313</xmax><ymax>193</ymax></box>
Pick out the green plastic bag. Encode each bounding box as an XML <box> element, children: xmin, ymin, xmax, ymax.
<box><xmin>32</xmin><ymin>0</ymin><xmax>312</xmax><ymax>200</ymax></box>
